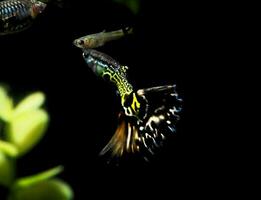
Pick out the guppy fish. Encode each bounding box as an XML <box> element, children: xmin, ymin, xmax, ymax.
<box><xmin>82</xmin><ymin>49</ymin><xmax>182</xmax><ymax>160</ymax></box>
<box><xmin>73</xmin><ymin>27</ymin><xmax>133</xmax><ymax>49</ymax></box>
<box><xmin>0</xmin><ymin>0</ymin><xmax>46</xmax><ymax>35</ymax></box>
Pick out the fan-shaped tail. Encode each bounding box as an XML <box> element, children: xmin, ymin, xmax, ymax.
<box><xmin>100</xmin><ymin>85</ymin><xmax>182</xmax><ymax>160</ymax></box>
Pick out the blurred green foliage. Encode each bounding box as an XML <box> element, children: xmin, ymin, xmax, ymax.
<box><xmin>0</xmin><ymin>151</ymin><xmax>14</xmax><ymax>187</ymax></box>
<box><xmin>8</xmin><ymin>179</ymin><xmax>73</xmax><ymax>200</ymax></box>
<box><xmin>0</xmin><ymin>86</ymin><xmax>73</xmax><ymax>200</ymax></box>
<box><xmin>113</xmin><ymin>0</ymin><xmax>140</xmax><ymax>14</ymax></box>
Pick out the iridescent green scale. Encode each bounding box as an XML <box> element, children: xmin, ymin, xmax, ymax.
<box><xmin>83</xmin><ymin>49</ymin><xmax>133</xmax><ymax>100</ymax></box>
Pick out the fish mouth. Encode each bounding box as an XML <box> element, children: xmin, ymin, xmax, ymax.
<box><xmin>72</xmin><ymin>40</ymin><xmax>79</xmax><ymax>47</ymax></box>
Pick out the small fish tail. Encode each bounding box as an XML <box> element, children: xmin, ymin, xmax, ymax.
<box><xmin>104</xmin><ymin>27</ymin><xmax>133</xmax><ymax>42</ymax></box>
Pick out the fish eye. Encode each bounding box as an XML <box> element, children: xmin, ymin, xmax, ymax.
<box><xmin>103</xmin><ymin>73</ymin><xmax>110</xmax><ymax>81</ymax></box>
<box><xmin>78</xmin><ymin>40</ymin><xmax>84</xmax><ymax>45</ymax></box>
<box><xmin>82</xmin><ymin>51</ymin><xmax>88</xmax><ymax>58</ymax></box>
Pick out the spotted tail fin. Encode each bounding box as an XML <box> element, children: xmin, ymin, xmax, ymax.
<box><xmin>99</xmin><ymin>85</ymin><xmax>182</xmax><ymax>161</ymax></box>
<box><xmin>135</xmin><ymin>85</ymin><xmax>183</xmax><ymax>158</ymax></box>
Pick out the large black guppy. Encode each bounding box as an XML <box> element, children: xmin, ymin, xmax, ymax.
<box><xmin>80</xmin><ymin>48</ymin><xmax>182</xmax><ymax>160</ymax></box>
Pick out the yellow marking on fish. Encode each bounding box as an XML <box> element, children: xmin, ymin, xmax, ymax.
<box><xmin>131</xmin><ymin>93</ymin><xmax>140</xmax><ymax>113</ymax></box>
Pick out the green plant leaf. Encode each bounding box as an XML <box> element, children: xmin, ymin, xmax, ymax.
<box><xmin>9</xmin><ymin>179</ymin><xmax>73</xmax><ymax>200</ymax></box>
<box><xmin>14</xmin><ymin>166</ymin><xmax>64</xmax><ymax>189</ymax></box>
<box><xmin>0</xmin><ymin>140</ymin><xmax>19</xmax><ymax>157</ymax></box>
<box><xmin>12</xmin><ymin>92</ymin><xmax>45</xmax><ymax>119</ymax></box>
<box><xmin>0</xmin><ymin>151</ymin><xmax>14</xmax><ymax>187</ymax></box>
<box><xmin>113</xmin><ymin>0</ymin><xmax>140</xmax><ymax>14</ymax></box>
<box><xmin>0</xmin><ymin>86</ymin><xmax>13</xmax><ymax>121</ymax></box>
<box><xmin>6</xmin><ymin>109</ymin><xmax>49</xmax><ymax>156</ymax></box>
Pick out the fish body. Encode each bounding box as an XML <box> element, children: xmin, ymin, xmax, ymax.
<box><xmin>74</xmin><ymin>27</ymin><xmax>133</xmax><ymax>49</ymax></box>
<box><xmin>83</xmin><ymin>49</ymin><xmax>133</xmax><ymax>106</ymax></box>
<box><xmin>82</xmin><ymin>49</ymin><xmax>182</xmax><ymax>160</ymax></box>
<box><xmin>0</xmin><ymin>0</ymin><xmax>46</xmax><ymax>35</ymax></box>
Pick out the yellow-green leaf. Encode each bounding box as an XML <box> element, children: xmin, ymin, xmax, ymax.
<box><xmin>0</xmin><ymin>86</ymin><xmax>13</xmax><ymax>121</ymax></box>
<box><xmin>14</xmin><ymin>166</ymin><xmax>64</xmax><ymax>189</ymax></box>
<box><xmin>9</xmin><ymin>179</ymin><xmax>73</xmax><ymax>200</ymax></box>
<box><xmin>6</xmin><ymin>109</ymin><xmax>49</xmax><ymax>156</ymax></box>
<box><xmin>0</xmin><ymin>140</ymin><xmax>19</xmax><ymax>157</ymax></box>
<box><xmin>0</xmin><ymin>151</ymin><xmax>14</xmax><ymax>187</ymax></box>
<box><xmin>12</xmin><ymin>92</ymin><xmax>45</xmax><ymax>119</ymax></box>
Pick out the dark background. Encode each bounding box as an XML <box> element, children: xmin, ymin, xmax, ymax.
<box><xmin>0</xmin><ymin>0</ymin><xmax>240</xmax><ymax>198</ymax></box>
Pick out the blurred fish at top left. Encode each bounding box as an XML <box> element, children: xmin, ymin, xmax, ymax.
<box><xmin>0</xmin><ymin>0</ymin><xmax>46</xmax><ymax>35</ymax></box>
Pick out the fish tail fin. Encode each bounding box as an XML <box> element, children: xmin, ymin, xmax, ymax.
<box><xmin>133</xmin><ymin>85</ymin><xmax>183</xmax><ymax>156</ymax></box>
<box><xmin>99</xmin><ymin>113</ymin><xmax>140</xmax><ymax>158</ymax></box>
<box><xmin>100</xmin><ymin>85</ymin><xmax>182</xmax><ymax>162</ymax></box>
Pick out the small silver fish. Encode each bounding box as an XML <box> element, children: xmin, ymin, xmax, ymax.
<box><xmin>73</xmin><ymin>27</ymin><xmax>133</xmax><ymax>49</ymax></box>
<box><xmin>0</xmin><ymin>0</ymin><xmax>46</xmax><ymax>35</ymax></box>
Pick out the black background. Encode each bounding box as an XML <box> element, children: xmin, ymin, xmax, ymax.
<box><xmin>0</xmin><ymin>0</ymin><xmax>242</xmax><ymax>198</ymax></box>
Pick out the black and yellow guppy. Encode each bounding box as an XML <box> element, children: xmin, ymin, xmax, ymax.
<box><xmin>73</xmin><ymin>28</ymin><xmax>182</xmax><ymax>161</ymax></box>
